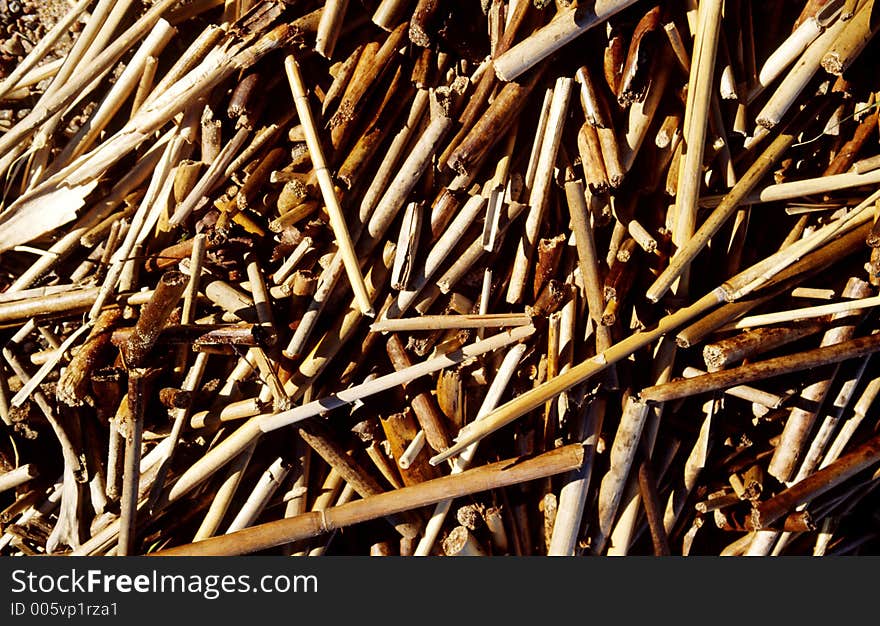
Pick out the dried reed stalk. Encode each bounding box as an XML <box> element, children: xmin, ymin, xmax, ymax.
<box><xmin>284</xmin><ymin>55</ymin><xmax>373</xmax><ymax>316</ymax></box>
<box><xmin>151</xmin><ymin>444</ymin><xmax>584</xmax><ymax>555</ymax></box>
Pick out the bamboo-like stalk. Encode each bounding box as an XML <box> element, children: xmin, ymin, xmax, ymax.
<box><xmin>390</xmin><ymin>201</ymin><xmax>421</xmax><ymax>290</ymax></box>
<box><xmin>363</xmin><ymin>113</ymin><xmax>453</xmax><ymax>253</ymax></box>
<box><xmin>151</xmin><ymin>444</ymin><xmax>584</xmax><ymax>555</ymax></box>
<box><xmin>620</xmin><ymin>47</ymin><xmax>673</xmax><ymax>173</ymax></box>
<box><xmin>193</xmin><ymin>442</ymin><xmax>258</xmax><ymax>541</ymax></box>
<box><xmin>433</xmin><ymin>203</ymin><xmax>875</xmax><ymax>466</ymax></box>
<box><xmin>285</xmin><ymin>55</ymin><xmax>374</xmax><ymax>316</ymax></box>
<box><xmin>157</xmin><ymin>325</ymin><xmax>535</xmax><ymax>514</ymax></box>
<box><xmin>681</xmin><ymin>367</ymin><xmax>784</xmax><ymax>408</ymax></box>
<box><xmin>721</xmin><ymin>294</ymin><xmax>880</xmax><ymax>330</ymax></box>
<box><xmin>386</xmin><ymin>335</ymin><xmax>452</xmax><ymax>453</ymax></box>
<box><xmin>53</xmin><ymin>20</ymin><xmax>177</xmax><ymax>173</ymax></box>
<box><xmin>647</xmin><ymin>105</ymin><xmax>812</xmax><ymax>302</ymax></box>
<box><xmin>749</xmin><ymin>1</ymin><xmax>841</xmax><ymax>102</ymax></box>
<box><xmin>699</xmin><ymin>167</ymin><xmax>880</xmax><ymax>207</ymax></box>
<box><xmin>638</xmin><ymin>458</ymin><xmax>671</xmax><ymax>556</ymax></box>
<box><xmin>575</xmin><ymin>66</ymin><xmax>623</xmax><ymax>187</ymax></box>
<box><xmin>794</xmin><ymin>355</ymin><xmax>871</xmax><ymax>482</ymax></box>
<box><xmin>430</xmin><ymin>291</ymin><xmax>723</xmax><ymax>466</ymax></box>
<box><xmin>386</xmin><ymin>193</ymin><xmax>487</xmax><ymax>318</ymax></box>
<box><xmin>359</xmin><ymin>89</ymin><xmax>428</xmax><ymax>224</ymax></box>
<box><xmin>286</xmin><ymin>245</ymin><xmax>393</xmax><ymax>386</ymax></box>
<box><xmin>372</xmin><ymin>313</ymin><xmax>531</xmax><ymax>333</ymax></box>
<box><xmin>434</xmin><ymin>202</ymin><xmax>527</xmax><ymax>298</ymax></box>
<box><xmin>118</xmin><ymin>367</ymin><xmax>157</xmax><ymax>556</ymax></box>
<box><xmin>443</xmin><ymin>526</ymin><xmax>487</xmax><ymax>556</ymax></box>
<box><xmin>372</xmin><ymin>0</ymin><xmax>413</xmax><ymax>30</ymax></box>
<box><xmin>0</xmin><ymin>0</ymin><xmax>183</xmax><ymax>166</ymax></box>
<box><xmin>297</xmin><ymin>423</ymin><xmax>413</xmax><ymax>539</ymax></box>
<box><xmin>0</xmin><ymin>0</ymin><xmax>92</xmax><ymax>102</ymax></box>
<box><xmin>447</xmin><ymin>73</ymin><xmax>542</xmax><ymax>179</ymax></box>
<box><xmin>397</xmin><ymin>429</ymin><xmax>426</xmax><ymax>471</ymax></box>
<box><xmin>547</xmin><ymin>395</ymin><xmax>607</xmax><ymax>556</ymax></box>
<box><xmin>330</xmin><ymin>22</ymin><xmax>407</xmax><ymax>151</ymax></box>
<box><xmin>669</xmin><ymin>0</ymin><xmax>723</xmax><ymax>296</ymax></box>
<box><xmin>565</xmin><ymin>180</ymin><xmax>605</xmax><ymax>329</ymax></box>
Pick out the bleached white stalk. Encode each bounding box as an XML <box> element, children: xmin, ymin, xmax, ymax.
<box><xmin>755</xmin><ymin>15</ymin><xmax>847</xmax><ymax>128</ymax></box>
<box><xmin>193</xmin><ymin>442</ymin><xmax>257</xmax><ymax>541</ymax></box>
<box><xmin>225</xmin><ymin>456</ymin><xmax>291</xmax><ymax>534</ymax></box>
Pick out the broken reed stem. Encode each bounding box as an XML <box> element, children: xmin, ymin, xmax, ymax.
<box><xmin>755</xmin><ymin>15</ymin><xmax>847</xmax><ymax>129</ymax></box>
<box><xmin>315</xmin><ymin>0</ymin><xmax>349</xmax><ymax>59</ymax></box>
<box><xmin>0</xmin><ymin>464</ymin><xmax>39</xmax><ymax>494</ymax></box>
<box><xmin>372</xmin><ymin>0</ymin><xmax>412</xmax><ymax>30</ymax></box>
<box><xmin>365</xmin><ymin>113</ymin><xmax>453</xmax><ymax>252</ymax></box>
<box><xmin>821</xmin><ymin>0</ymin><xmax>879</xmax><ymax>76</ymax></box>
<box><xmin>565</xmin><ymin>181</ymin><xmax>605</xmax><ymax>326</ymax></box>
<box><xmin>430</xmin><ymin>291</ymin><xmax>723</xmax><ymax>465</ymax></box>
<box><xmin>794</xmin><ymin>355</ymin><xmax>872</xmax><ymax>483</ymax></box>
<box><xmin>702</xmin><ymin>321</ymin><xmax>825</xmax><ymax>372</ymax></box>
<box><xmin>594</xmin><ymin>396</ymin><xmax>649</xmax><ymax>552</ymax></box>
<box><xmin>56</xmin><ymin>308</ymin><xmax>123</xmax><ymax>407</ymax></box>
<box><xmin>508</xmin><ymin>77</ymin><xmax>573</xmax><ymax>304</ymax></box>
<box><xmin>225</xmin><ymin>456</ymin><xmax>291</xmax><ymax>534</ymax></box>
<box><xmin>118</xmin><ymin>367</ymin><xmax>155</xmax><ymax>556</ymax></box>
<box><xmin>637</xmin><ymin>458</ymin><xmax>671</xmax><ymax>556</ymax></box>
<box><xmin>194</xmin><ymin>442</ymin><xmax>257</xmax><ymax>541</ymax></box>
<box><xmin>386</xmin><ymin>334</ymin><xmax>452</xmax><ymax>453</ymax></box>
<box><xmin>152</xmin><ymin>444</ymin><xmax>585</xmax><ymax>555</ymax></box>
<box><xmin>493</xmin><ymin>0</ymin><xmax>642</xmax><ymax>81</ymax></box>
<box><xmin>433</xmin><ymin>205</ymin><xmax>876</xmax><ymax>465</ymax></box>
<box><xmin>0</xmin><ymin>0</ymin><xmax>92</xmax><ymax>101</ymax></box>
<box><xmin>641</xmin><ymin>331</ymin><xmax>880</xmax><ymax>405</ymax></box>
<box><xmin>54</xmin><ymin>20</ymin><xmax>176</xmax><ymax>171</ymax></box>
<box><xmin>752</xmin><ymin>433</ymin><xmax>880</xmax><ymax>530</ymax></box>
<box><xmin>0</xmin><ymin>0</ymin><xmax>182</xmax><ymax>164</ymax></box>
<box><xmin>681</xmin><ymin>367</ymin><xmax>785</xmax><ymax>409</ymax></box>
<box><xmin>285</xmin><ymin>55</ymin><xmax>373</xmax><ymax>316</ymax></box>
<box><xmin>123</xmin><ymin>271</ymin><xmax>188</xmax><ymax>368</ymax></box>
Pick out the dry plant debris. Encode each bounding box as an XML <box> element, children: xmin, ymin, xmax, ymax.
<box><xmin>0</xmin><ymin>0</ymin><xmax>880</xmax><ymax>556</ymax></box>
